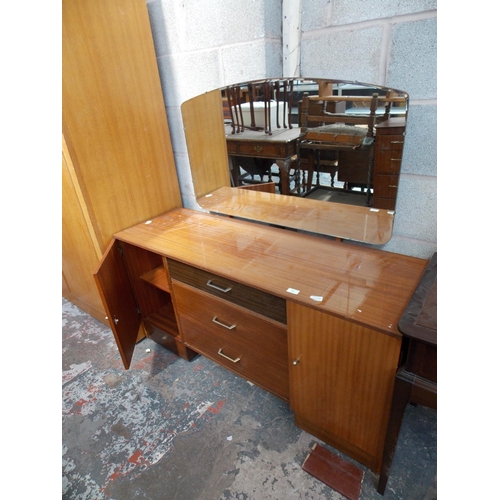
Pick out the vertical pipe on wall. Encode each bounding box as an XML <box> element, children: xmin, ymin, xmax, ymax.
<box><xmin>283</xmin><ymin>0</ymin><xmax>302</xmax><ymax>78</ymax></box>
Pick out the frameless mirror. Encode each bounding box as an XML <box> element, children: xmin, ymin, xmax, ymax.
<box><xmin>181</xmin><ymin>78</ymin><xmax>409</xmax><ymax>245</ymax></box>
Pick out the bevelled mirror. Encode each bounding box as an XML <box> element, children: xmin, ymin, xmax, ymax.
<box><xmin>181</xmin><ymin>78</ymin><xmax>409</xmax><ymax>245</ymax></box>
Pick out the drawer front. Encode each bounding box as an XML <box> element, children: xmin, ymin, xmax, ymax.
<box><xmin>375</xmin><ymin>134</ymin><xmax>404</xmax><ymax>152</ymax></box>
<box><xmin>179</xmin><ymin>315</ymin><xmax>289</xmax><ymax>400</ymax></box>
<box><xmin>374</xmin><ymin>135</ymin><xmax>404</xmax><ymax>174</ymax></box>
<box><xmin>227</xmin><ymin>140</ymin><xmax>295</xmax><ymax>159</ymax></box>
<box><xmin>168</xmin><ymin>259</ymin><xmax>287</xmax><ymax>324</ymax></box>
<box><xmin>174</xmin><ymin>282</ymin><xmax>289</xmax><ymax>400</ymax></box>
<box><xmin>173</xmin><ymin>281</ymin><xmax>288</xmax><ymax>361</ymax></box>
<box><xmin>373</xmin><ymin>174</ymin><xmax>399</xmax><ymax>199</ymax></box>
<box><xmin>371</xmin><ymin>197</ymin><xmax>396</xmax><ymax>210</ymax></box>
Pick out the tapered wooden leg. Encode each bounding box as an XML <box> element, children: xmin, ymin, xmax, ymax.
<box><xmin>377</xmin><ymin>372</ymin><xmax>413</xmax><ymax>495</ymax></box>
<box><xmin>276</xmin><ymin>157</ymin><xmax>292</xmax><ymax>195</ymax></box>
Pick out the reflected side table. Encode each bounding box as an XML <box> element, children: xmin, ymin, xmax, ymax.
<box><xmin>225</xmin><ymin>125</ymin><xmax>301</xmax><ymax>195</ymax></box>
<box><xmin>377</xmin><ymin>252</ymin><xmax>437</xmax><ymax>494</ymax></box>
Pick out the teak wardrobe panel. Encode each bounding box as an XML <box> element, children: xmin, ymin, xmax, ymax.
<box><xmin>62</xmin><ymin>0</ymin><xmax>182</xmax><ymax>321</ymax></box>
<box><xmin>62</xmin><ymin>138</ymin><xmax>104</xmax><ymax>319</ymax></box>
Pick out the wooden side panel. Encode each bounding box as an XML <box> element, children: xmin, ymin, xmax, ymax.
<box><xmin>94</xmin><ymin>240</ymin><xmax>141</xmax><ymax>369</ymax></box>
<box><xmin>62</xmin><ymin>143</ymin><xmax>106</xmax><ymax>321</ymax></box>
<box><xmin>288</xmin><ymin>302</ymin><xmax>401</xmax><ymax>472</ymax></box>
<box><xmin>62</xmin><ymin>0</ymin><xmax>182</xmax><ymax>253</ymax></box>
<box><xmin>181</xmin><ymin>90</ymin><xmax>231</xmax><ymax>197</ymax></box>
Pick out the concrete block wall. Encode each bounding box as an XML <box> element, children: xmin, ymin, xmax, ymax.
<box><xmin>146</xmin><ymin>0</ymin><xmax>437</xmax><ymax>259</ymax></box>
<box><xmin>146</xmin><ymin>0</ymin><xmax>283</xmax><ymax>210</ymax></box>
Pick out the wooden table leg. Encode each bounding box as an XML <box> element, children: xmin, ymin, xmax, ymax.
<box><xmin>276</xmin><ymin>157</ymin><xmax>292</xmax><ymax>195</ymax></box>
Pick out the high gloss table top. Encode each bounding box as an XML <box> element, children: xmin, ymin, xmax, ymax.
<box><xmin>114</xmin><ymin>208</ymin><xmax>427</xmax><ymax>337</ymax></box>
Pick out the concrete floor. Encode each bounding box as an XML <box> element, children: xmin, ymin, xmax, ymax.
<box><xmin>62</xmin><ymin>298</ymin><xmax>437</xmax><ymax>500</ymax></box>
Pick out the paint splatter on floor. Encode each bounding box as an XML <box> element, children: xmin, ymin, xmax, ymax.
<box><xmin>62</xmin><ymin>299</ymin><xmax>436</xmax><ymax>500</ymax></box>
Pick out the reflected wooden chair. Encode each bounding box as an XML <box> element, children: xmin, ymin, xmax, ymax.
<box><xmin>225</xmin><ymin>79</ymin><xmax>295</xmax><ymax>135</ymax></box>
<box><xmin>225</xmin><ymin>79</ymin><xmax>300</xmax><ymax>194</ymax></box>
<box><xmin>298</xmin><ymin>93</ymin><xmax>379</xmax><ymax>204</ymax></box>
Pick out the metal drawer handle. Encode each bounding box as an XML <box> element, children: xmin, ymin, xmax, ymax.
<box><xmin>388</xmin><ymin>185</ymin><xmax>398</xmax><ymax>188</ymax></box>
<box><xmin>217</xmin><ymin>348</ymin><xmax>241</xmax><ymax>363</ymax></box>
<box><xmin>390</xmin><ymin>140</ymin><xmax>404</xmax><ymax>144</ymax></box>
<box><xmin>206</xmin><ymin>280</ymin><xmax>232</xmax><ymax>293</ymax></box>
<box><xmin>212</xmin><ymin>316</ymin><xmax>236</xmax><ymax>330</ymax></box>
<box><xmin>390</xmin><ymin>158</ymin><xmax>402</xmax><ymax>161</ymax></box>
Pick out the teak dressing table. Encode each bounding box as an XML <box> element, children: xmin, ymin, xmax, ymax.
<box><xmin>94</xmin><ymin>208</ymin><xmax>427</xmax><ymax>474</ymax></box>
<box><xmin>63</xmin><ymin>0</ymin><xmax>431</xmax><ymax>490</ymax></box>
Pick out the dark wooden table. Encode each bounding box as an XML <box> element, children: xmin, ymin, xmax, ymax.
<box><xmin>225</xmin><ymin>125</ymin><xmax>302</xmax><ymax>195</ymax></box>
<box><xmin>377</xmin><ymin>252</ymin><xmax>437</xmax><ymax>494</ymax></box>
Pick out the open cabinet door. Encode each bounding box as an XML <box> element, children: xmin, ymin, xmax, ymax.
<box><xmin>94</xmin><ymin>239</ymin><xmax>141</xmax><ymax>369</ymax></box>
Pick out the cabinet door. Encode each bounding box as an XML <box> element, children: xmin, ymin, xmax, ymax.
<box><xmin>288</xmin><ymin>302</ymin><xmax>401</xmax><ymax>472</ymax></box>
<box><xmin>94</xmin><ymin>239</ymin><xmax>141</xmax><ymax>369</ymax></box>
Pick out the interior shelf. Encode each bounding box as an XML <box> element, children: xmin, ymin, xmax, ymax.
<box><xmin>140</xmin><ymin>266</ymin><xmax>171</xmax><ymax>292</ymax></box>
<box><xmin>144</xmin><ymin>302</ymin><xmax>179</xmax><ymax>338</ymax></box>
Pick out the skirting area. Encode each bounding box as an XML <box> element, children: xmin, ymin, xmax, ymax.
<box><xmin>62</xmin><ymin>298</ymin><xmax>436</xmax><ymax>500</ymax></box>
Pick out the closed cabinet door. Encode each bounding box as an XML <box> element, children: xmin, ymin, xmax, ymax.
<box><xmin>288</xmin><ymin>302</ymin><xmax>401</xmax><ymax>472</ymax></box>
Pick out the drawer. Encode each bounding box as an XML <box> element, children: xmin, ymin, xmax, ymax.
<box><xmin>167</xmin><ymin>259</ymin><xmax>287</xmax><ymax>324</ymax></box>
<box><xmin>374</xmin><ymin>135</ymin><xmax>404</xmax><ymax>174</ymax></box>
<box><xmin>179</xmin><ymin>315</ymin><xmax>289</xmax><ymax>400</ymax></box>
<box><xmin>227</xmin><ymin>140</ymin><xmax>296</xmax><ymax>159</ymax></box>
<box><xmin>373</xmin><ymin>174</ymin><xmax>399</xmax><ymax>198</ymax></box>
<box><xmin>173</xmin><ymin>281</ymin><xmax>288</xmax><ymax>361</ymax></box>
<box><xmin>371</xmin><ymin>197</ymin><xmax>396</xmax><ymax>210</ymax></box>
<box><xmin>375</xmin><ymin>135</ymin><xmax>404</xmax><ymax>152</ymax></box>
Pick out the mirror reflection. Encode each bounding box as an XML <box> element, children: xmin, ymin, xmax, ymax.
<box><xmin>223</xmin><ymin>78</ymin><xmax>408</xmax><ymax>209</ymax></box>
<box><xmin>181</xmin><ymin>78</ymin><xmax>409</xmax><ymax>245</ymax></box>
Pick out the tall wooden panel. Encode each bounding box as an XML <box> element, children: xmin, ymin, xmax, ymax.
<box><xmin>62</xmin><ymin>137</ymin><xmax>104</xmax><ymax>318</ymax></box>
<box><xmin>62</xmin><ymin>0</ymin><xmax>182</xmax><ymax>321</ymax></box>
